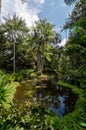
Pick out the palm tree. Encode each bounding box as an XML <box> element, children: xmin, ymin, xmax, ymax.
<box><xmin>64</xmin><ymin>0</ymin><xmax>86</xmax><ymax>15</ymax></box>
<box><xmin>3</xmin><ymin>15</ymin><xmax>28</xmax><ymax>73</ymax></box>
<box><xmin>63</xmin><ymin>0</ymin><xmax>86</xmax><ymax>31</ymax></box>
<box><xmin>32</xmin><ymin>19</ymin><xmax>61</xmax><ymax>74</ymax></box>
<box><xmin>31</xmin><ymin>19</ymin><xmax>54</xmax><ymax>74</ymax></box>
<box><xmin>64</xmin><ymin>0</ymin><xmax>77</xmax><ymax>5</ymax></box>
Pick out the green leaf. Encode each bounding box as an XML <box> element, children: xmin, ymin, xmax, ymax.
<box><xmin>80</xmin><ymin>123</ymin><xmax>86</xmax><ymax>127</ymax></box>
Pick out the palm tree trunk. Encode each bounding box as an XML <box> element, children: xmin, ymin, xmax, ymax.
<box><xmin>37</xmin><ymin>52</ymin><xmax>42</xmax><ymax>74</ymax></box>
<box><xmin>0</xmin><ymin>0</ymin><xmax>1</xmax><ymax>23</ymax></box>
<box><xmin>37</xmin><ymin>45</ymin><xmax>45</xmax><ymax>74</ymax></box>
<box><xmin>13</xmin><ymin>43</ymin><xmax>15</xmax><ymax>74</ymax></box>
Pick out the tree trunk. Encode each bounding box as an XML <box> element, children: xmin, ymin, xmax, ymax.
<box><xmin>13</xmin><ymin>43</ymin><xmax>15</xmax><ymax>74</ymax></box>
<box><xmin>37</xmin><ymin>51</ymin><xmax>45</xmax><ymax>74</ymax></box>
<box><xmin>0</xmin><ymin>0</ymin><xmax>1</xmax><ymax>24</ymax></box>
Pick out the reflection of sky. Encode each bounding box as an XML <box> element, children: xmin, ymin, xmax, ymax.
<box><xmin>50</xmin><ymin>96</ymin><xmax>65</xmax><ymax>118</ymax></box>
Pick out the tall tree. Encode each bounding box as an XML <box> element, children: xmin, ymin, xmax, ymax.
<box><xmin>30</xmin><ymin>19</ymin><xmax>54</xmax><ymax>74</ymax></box>
<box><xmin>61</xmin><ymin>0</ymin><xmax>86</xmax><ymax>86</ymax></box>
<box><xmin>63</xmin><ymin>0</ymin><xmax>86</xmax><ymax>32</ymax></box>
<box><xmin>2</xmin><ymin>15</ymin><xmax>28</xmax><ymax>73</ymax></box>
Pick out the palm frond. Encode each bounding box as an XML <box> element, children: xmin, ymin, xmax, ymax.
<box><xmin>64</xmin><ymin>0</ymin><xmax>77</xmax><ymax>5</ymax></box>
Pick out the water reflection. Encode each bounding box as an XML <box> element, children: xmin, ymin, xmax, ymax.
<box><xmin>50</xmin><ymin>96</ymin><xmax>66</xmax><ymax>118</ymax></box>
<box><xmin>14</xmin><ymin>80</ymin><xmax>78</xmax><ymax>118</ymax></box>
<box><xmin>34</xmin><ymin>82</ymin><xmax>78</xmax><ymax>117</ymax></box>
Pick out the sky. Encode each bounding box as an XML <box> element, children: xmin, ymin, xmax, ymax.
<box><xmin>1</xmin><ymin>0</ymin><xmax>74</xmax><ymax>46</ymax></box>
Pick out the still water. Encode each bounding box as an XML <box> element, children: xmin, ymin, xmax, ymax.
<box><xmin>14</xmin><ymin>80</ymin><xmax>78</xmax><ymax>118</ymax></box>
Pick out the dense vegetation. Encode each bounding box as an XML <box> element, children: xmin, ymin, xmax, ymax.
<box><xmin>0</xmin><ymin>0</ymin><xmax>86</xmax><ymax>129</ymax></box>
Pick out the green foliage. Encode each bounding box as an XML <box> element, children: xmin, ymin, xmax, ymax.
<box><xmin>44</xmin><ymin>46</ymin><xmax>60</xmax><ymax>77</ymax></box>
<box><xmin>58</xmin><ymin>2</ymin><xmax>86</xmax><ymax>128</ymax></box>
<box><xmin>0</xmin><ymin>104</ymin><xmax>60</xmax><ymax>130</ymax></box>
<box><xmin>0</xmin><ymin>16</ymin><xmax>30</xmax><ymax>72</ymax></box>
<box><xmin>63</xmin><ymin>18</ymin><xmax>86</xmax><ymax>86</ymax></box>
<box><xmin>61</xmin><ymin>17</ymin><xmax>86</xmax><ymax>86</ymax></box>
<box><xmin>0</xmin><ymin>17</ymin><xmax>61</xmax><ymax>74</ymax></box>
<box><xmin>0</xmin><ymin>4</ymin><xmax>86</xmax><ymax>130</ymax></box>
<box><xmin>0</xmin><ymin>70</ymin><xmax>19</xmax><ymax>106</ymax></box>
<box><xmin>64</xmin><ymin>0</ymin><xmax>77</xmax><ymax>5</ymax></box>
<box><xmin>0</xmin><ymin>81</ymin><xmax>85</xmax><ymax>130</ymax></box>
<box><xmin>30</xmin><ymin>19</ymin><xmax>55</xmax><ymax>74</ymax></box>
<box><xmin>14</xmin><ymin>69</ymin><xmax>36</xmax><ymax>81</ymax></box>
<box><xmin>57</xmin><ymin>82</ymin><xmax>86</xmax><ymax>130</ymax></box>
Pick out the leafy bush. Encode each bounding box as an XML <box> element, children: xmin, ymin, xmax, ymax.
<box><xmin>14</xmin><ymin>69</ymin><xmax>36</xmax><ymax>81</ymax></box>
<box><xmin>0</xmin><ymin>101</ymin><xmax>85</xmax><ymax>130</ymax></box>
<box><xmin>0</xmin><ymin>77</ymin><xmax>86</xmax><ymax>130</ymax></box>
<box><xmin>0</xmin><ymin>104</ymin><xmax>60</xmax><ymax>130</ymax></box>
<box><xmin>0</xmin><ymin>70</ymin><xmax>19</xmax><ymax>106</ymax></box>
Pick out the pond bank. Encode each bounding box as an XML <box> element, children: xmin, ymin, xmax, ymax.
<box><xmin>57</xmin><ymin>81</ymin><xmax>86</xmax><ymax>129</ymax></box>
<box><xmin>8</xmin><ymin>79</ymin><xmax>86</xmax><ymax>130</ymax></box>
<box><xmin>14</xmin><ymin>78</ymin><xmax>80</xmax><ymax>118</ymax></box>
<box><xmin>57</xmin><ymin>81</ymin><xmax>85</xmax><ymax>109</ymax></box>
<box><xmin>57</xmin><ymin>81</ymin><xmax>85</xmax><ymax>111</ymax></box>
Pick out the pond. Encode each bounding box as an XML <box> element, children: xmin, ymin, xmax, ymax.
<box><xmin>14</xmin><ymin>80</ymin><xmax>78</xmax><ymax>118</ymax></box>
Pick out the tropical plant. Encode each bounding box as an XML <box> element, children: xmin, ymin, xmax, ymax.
<box><xmin>63</xmin><ymin>0</ymin><xmax>86</xmax><ymax>31</ymax></box>
<box><xmin>0</xmin><ymin>70</ymin><xmax>19</xmax><ymax>106</ymax></box>
<box><xmin>1</xmin><ymin>15</ymin><xmax>29</xmax><ymax>73</ymax></box>
<box><xmin>62</xmin><ymin>0</ymin><xmax>86</xmax><ymax>87</ymax></box>
<box><xmin>29</xmin><ymin>19</ymin><xmax>54</xmax><ymax>74</ymax></box>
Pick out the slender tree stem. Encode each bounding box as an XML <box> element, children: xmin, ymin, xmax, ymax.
<box><xmin>13</xmin><ymin>43</ymin><xmax>15</xmax><ymax>74</ymax></box>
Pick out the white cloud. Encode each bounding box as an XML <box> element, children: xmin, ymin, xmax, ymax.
<box><xmin>58</xmin><ymin>38</ymin><xmax>67</xmax><ymax>47</ymax></box>
<box><xmin>1</xmin><ymin>0</ymin><xmax>45</xmax><ymax>27</ymax></box>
